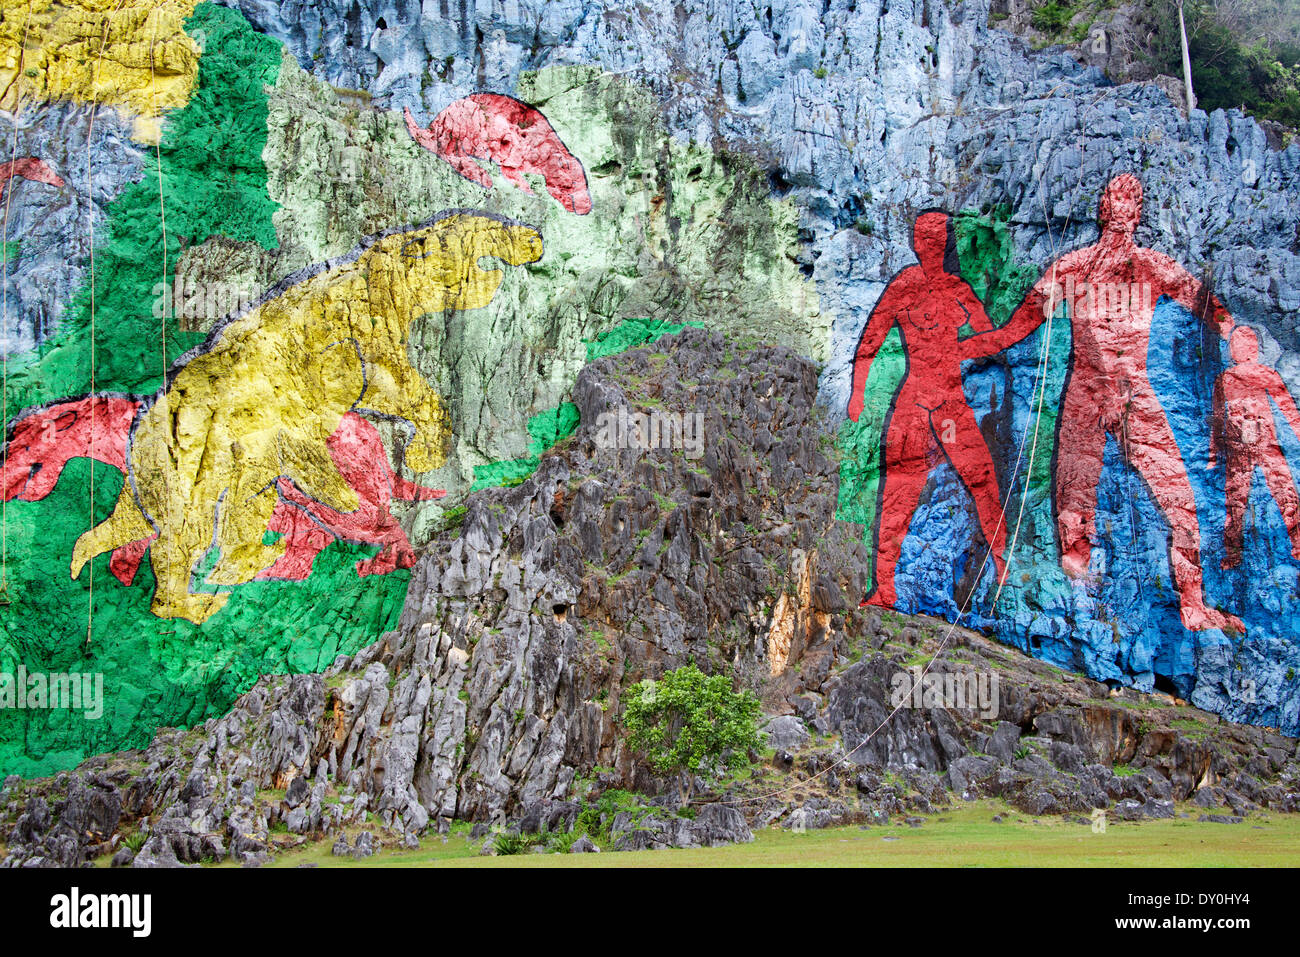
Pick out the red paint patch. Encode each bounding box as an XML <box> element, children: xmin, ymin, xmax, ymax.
<box><xmin>3</xmin><ymin>394</ymin><xmax>139</xmax><ymax>502</ymax></box>
<box><xmin>0</xmin><ymin>157</ymin><xmax>65</xmax><ymax>193</ymax></box>
<box><xmin>405</xmin><ymin>94</ymin><xmax>592</xmax><ymax>215</ymax></box>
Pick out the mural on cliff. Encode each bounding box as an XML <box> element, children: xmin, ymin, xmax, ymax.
<box><xmin>69</xmin><ymin>211</ymin><xmax>541</xmax><ymax>624</ymax></box>
<box><xmin>846</xmin><ymin>210</ymin><xmax>1044</xmax><ymax>608</ymax></box>
<box><xmin>838</xmin><ymin>173</ymin><xmax>1300</xmax><ymax>731</ymax></box>
<box><xmin>0</xmin><ymin>3</ymin><xmax>817</xmax><ymax>775</ymax></box>
<box><xmin>2</xmin><ymin>0</ymin><xmax>1296</xmax><ymax>775</ymax></box>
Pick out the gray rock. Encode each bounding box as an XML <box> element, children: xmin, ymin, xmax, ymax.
<box><xmin>761</xmin><ymin>715</ymin><xmax>812</xmax><ymax>752</ymax></box>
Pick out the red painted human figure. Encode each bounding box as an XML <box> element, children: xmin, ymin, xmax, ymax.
<box><xmin>1211</xmin><ymin>326</ymin><xmax>1300</xmax><ymax>569</ymax></box>
<box><xmin>1021</xmin><ymin>173</ymin><xmax>1242</xmax><ymax>632</ymax></box>
<box><xmin>847</xmin><ymin>211</ymin><xmax>1045</xmax><ymax>607</ymax></box>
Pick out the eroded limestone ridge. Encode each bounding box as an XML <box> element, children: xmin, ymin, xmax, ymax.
<box><xmin>2</xmin><ymin>329</ymin><xmax>1297</xmax><ymax>867</ymax></box>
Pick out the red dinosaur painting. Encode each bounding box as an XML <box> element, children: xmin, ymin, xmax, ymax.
<box><xmin>259</xmin><ymin>413</ymin><xmax>446</xmax><ymax>581</ymax></box>
<box><xmin>847</xmin><ymin>210</ymin><xmax>1047</xmax><ymax>607</ymax></box>
<box><xmin>0</xmin><ymin>157</ymin><xmax>65</xmax><ymax>195</ymax></box>
<box><xmin>404</xmin><ymin>94</ymin><xmax>592</xmax><ymax>214</ymax></box>
<box><xmin>1211</xmin><ymin>326</ymin><xmax>1300</xmax><ymax>569</ymax></box>
<box><xmin>2</xmin><ymin>397</ymin><xmax>443</xmax><ymax>586</ymax></box>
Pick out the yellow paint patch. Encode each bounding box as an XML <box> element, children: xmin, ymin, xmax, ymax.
<box><xmin>72</xmin><ymin>212</ymin><xmax>543</xmax><ymax>624</ymax></box>
<box><xmin>0</xmin><ymin>0</ymin><xmax>201</xmax><ymax>136</ymax></box>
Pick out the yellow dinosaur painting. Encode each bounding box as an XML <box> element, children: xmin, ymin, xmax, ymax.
<box><xmin>70</xmin><ymin>211</ymin><xmax>544</xmax><ymax>623</ymax></box>
<box><xmin>0</xmin><ymin>0</ymin><xmax>202</xmax><ymax>141</ymax></box>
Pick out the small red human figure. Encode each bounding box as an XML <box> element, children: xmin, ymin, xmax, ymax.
<box><xmin>847</xmin><ymin>210</ymin><xmax>1046</xmax><ymax>608</ymax></box>
<box><xmin>1211</xmin><ymin>326</ymin><xmax>1300</xmax><ymax>569</ymax></box>
<box><xmin>1020</xmin><ymin>173</ymin><xmax>1242</xmax><ymax>632</ymax></box>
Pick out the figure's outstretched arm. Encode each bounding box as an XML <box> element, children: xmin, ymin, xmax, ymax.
<box><xmin>846</xmin><ymin>285</ymin><xmax>902</xmax><ymax>422</ymax></box>
<box><xmin>1164</xmin><ymin>262</ymin><xmax>1234</xmax><ymax>339</ymax></box>
<box><xmin>1266</xmin><ymin>370</ymin><xmax>1300</xmax><ymax>442</ymax></box>
<box><xmin>959</xmin><ymin>274</ymin><xmax>1053</xmax><ymax>360</ymax></box>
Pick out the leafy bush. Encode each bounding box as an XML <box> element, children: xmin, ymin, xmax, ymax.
<box><xmin>1031</xmin><ymin>1</ymin><xmax>1076</xmax><ymax>36</ymax></box>
<box><xmin>492</xmin><ymin>830</ymin><xmax>530</xmax><ymax>856</ymax></box>
<box><xmin>621</xmin><ymin>663</ymin><xmax>762</xmax><ymax>803</ymax></box>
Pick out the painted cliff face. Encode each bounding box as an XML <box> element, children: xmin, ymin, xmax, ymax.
<box><xmin>839</xmin><ymin>172</ymin><xmax>1300</xmax><ymax>733</ymax></box>
<box><xmin>0</xmin><ymin>4</ymin><xmax>815</xmax><ymax>775</ymax></box>
<box><xmin>2</xmin><ymin>1</ymin><xmax>1298</xmax><ymax>779</ymax></box>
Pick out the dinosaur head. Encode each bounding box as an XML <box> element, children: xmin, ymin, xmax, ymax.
<box><xmin>2</xmin><ymin>407</ymin><xmax>77</xmax><ymax>501</ymax></box>
<box><xmin>383</xmin><ymin>212</ymin><xmax>543</xmax><ymax>314</ymax></box>
<box><xmin>2</xmin><ymin>395</ymin><xmax>137</xmax><ymax>501</ymax></box>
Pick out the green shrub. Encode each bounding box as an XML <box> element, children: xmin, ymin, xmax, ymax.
<box><xmin>621</xmin><ymin>663</ymin><xmax>761</xmax><ymax>803</ymax></box>
<box><xmin>493</xmin><ymin>830</ymin><xmax>530</xmax><ymax>856</ymax></box>
<box><xmin>1031</xmin><ymin>1</ymin><xmax>1075</xmax><ymax>36</ymax></box>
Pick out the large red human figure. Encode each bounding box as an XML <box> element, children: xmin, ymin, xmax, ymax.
<box><xmin>1025</xmin><ymin>173</ymin><xmax>1242</xmax><ymax>632</ymax></box>
<box><xmin>848</xmin><ymin>211</ymin><xmax>1043</xmax><ymax>607</ymax></box>
<box><xmin>1211</xmin><ymin>326</ymin><xmax>1300</xmax><ymax>568</ymax></box>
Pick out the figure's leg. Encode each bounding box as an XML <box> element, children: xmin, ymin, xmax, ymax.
<box><xmin>1257</xmin><ymin>444</ymin><xmax>1300</xmax><ymax>560</ymax></box>
<box><xmin>1125</xmin><ymin>393</ymin><xmax>1244</xmax><ymax>632</ymax></box>
<box><xmin>207</xmin><ymin>480</ymin><xmax>285</xmax><ymax>586</ymax></box>
<box><xmin>938</xmin><ymin>401</ymin><xmax>1009</xmax><ymax>584</ymax></box>
<box><xmin>1054</xmin><ymin>381</ymin><xmax>1108</xmax><ymax>578</ymax></box>
<box><xmin>145</xmin><ymin>507</ymin><xmax>229</xmax><ymax>624</ymax></box>
<box><xmin>390</xmin><ymin>475</ymin><xmax>447</xmax><ymax>502</ymax></box>
<box><xmin>71</xmin><ymin>483</ymin><xmax>156</xmax><ymax>579</ymax></box>
<box><xmin>866</xmin><ymin>402</ymin><xmax>933</xmax><ymax>608</ymax></box>
<box><xmin>109</xmin><ymin>535</ymin><xmax>154</xmax><ymax>586</ymax></box>
<box><xmin>1220</xmin><ymin>448</ymin><xmax>1253</xmax><ymax>569</ymax></box>
<box><xmin>355</xmin><ymin>364</ymin><xmax>450</xmax><ymax>474</ymax></box>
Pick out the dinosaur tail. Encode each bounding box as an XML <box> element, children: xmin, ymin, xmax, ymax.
<box><xmin>70</xmin><ymin>482</ymin><xmax>155</xmax><ymax>580</ymax></box>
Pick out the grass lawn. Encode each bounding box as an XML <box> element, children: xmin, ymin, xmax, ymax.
<box><xmin>227</xmin><ymin>800</ymin><xmax>1300</xmax><ymax>868</ymax></box>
